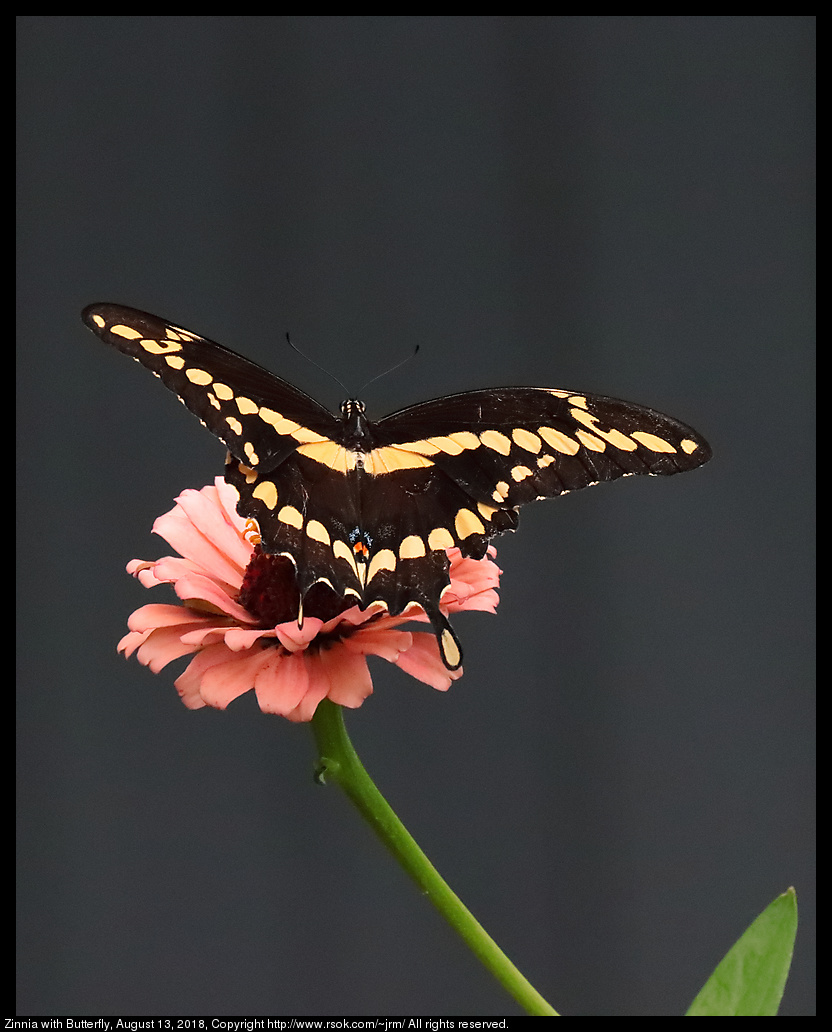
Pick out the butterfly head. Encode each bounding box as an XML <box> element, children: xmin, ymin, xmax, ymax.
<box><xmin>340</xmin><ymin>399</ymin><xmax>366</xmax><ymax>417</ymax></box>
<box><xmin>340</xmin><ymin>398</ymin><xmax>371</xmax><ymax>449</ymax></box>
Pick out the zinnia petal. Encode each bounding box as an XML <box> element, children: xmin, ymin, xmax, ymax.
<box><xmin>342</xmin><ymin>624</ymin><xmax>413</xmax><ymax>663</ymax></box>
<box><xmin>134</xmin><ymin>625</ymin><xmax>203</xmax><ymax>673</ymax></box>
<box><xmin>393</xmin><ymin>632</ymin><xmax>464</xmax><ymax>691</ymax></box>
<box><xmin>174</xmin><ymin>643</ymin><xmax>256</xmax><ymax>710</ymax></box>
<box><xmin>153</xmin><ymin>483</ymin><xmax>251</xmax><ymax>587</ymax></box>
<box><xmin>253</xmin><ymin>650</ymin><xmax>311</xmax><ymax>717</ymax></box>
<box><xmin>320</xmin><ymin>647</ymin><xmax>374</xmax><ymax>709</ymax></box>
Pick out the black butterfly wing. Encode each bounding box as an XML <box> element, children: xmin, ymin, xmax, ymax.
<box><xmin>82</xmin><ymin>304</ymin><xmax>368</xmax><ymax>602</ymax></box>
<box><xmin>82</xmin><ymin>304</ymin><xmax>340</xmax><ymax>469</ymax></box>
<box><xmin>346</xmin><ymin>387</ymin><xmax>712</xmax><ymax>665</ymax></box>
<box><xmin>377</xmin><ymin>384</ymin><xmax>710</xmax><ymax>501</ymax></box>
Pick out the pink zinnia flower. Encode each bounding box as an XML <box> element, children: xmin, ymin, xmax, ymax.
<box><xmin>118</xmin><ymin>478</ymin><xmax>501</xmax><ymax>721</ymax></box>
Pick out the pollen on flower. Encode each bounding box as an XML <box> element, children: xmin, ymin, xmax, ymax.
<box><xmin>116</xmin><ymin>478</ymin><xmax>500</xmax><ymax>720</ymax></box>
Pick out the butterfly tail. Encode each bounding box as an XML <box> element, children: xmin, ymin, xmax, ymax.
<box><xmin>426</xmin><ymin>607</ymin><xmax>464</xmax><ymax>671</ymax></box>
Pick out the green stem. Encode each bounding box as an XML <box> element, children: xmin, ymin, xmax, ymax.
<box><xmin>310</xmin><ymin>698</ymin><xmax>559</xmax><ymax>1017</ymax></box>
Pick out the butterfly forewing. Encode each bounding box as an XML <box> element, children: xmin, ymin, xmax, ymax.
<box><xmin>82</xmin><ymin>304</ymin><xmax>340</xmax><ymax>473</ymax></box>
<box><xmin>83</xmin><ymin>304</ymin><xmax>711</xmax><ymax>670</ymax></box>
<box><xmin>376</xmin><ymin>387</ymin><xmax>711</xmax><ymax>510</ymax></box>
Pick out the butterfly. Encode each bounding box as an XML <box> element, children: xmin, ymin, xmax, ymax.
<box><xmin>82</xmin><ymin>304</ymin><xmax>711</xmax><ymax>669</ymax></box>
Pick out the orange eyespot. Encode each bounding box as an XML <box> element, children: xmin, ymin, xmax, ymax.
<box><xmin>244</xmin><ymin>519</ymin><xmax>262</xmax><ymax>546</ymax></box>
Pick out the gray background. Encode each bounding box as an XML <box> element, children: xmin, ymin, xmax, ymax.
<box><xmin>17</xmin><ymin>16</ymin><xmax>814</xmax><ymax>1017</ymax></box>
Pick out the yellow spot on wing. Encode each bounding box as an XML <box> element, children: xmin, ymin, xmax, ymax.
<box><xmin>399</xmin><ymin>535</ymin><xmax>426</xmax><ymax>559</ymax></box>
<box><xmin>538</xmin><ymin>426</ymin><xmax>580</xmax><ymax>454</ymax></box>
<box><xmin>569</xmin><ymin>408</ymin><xmax>638</xmax><ymax>451</ymax></box>
<box><xmin>110</xmin><ymin>324</ymin><xmax>143</xmax><ymax>340</ymax></box>
<box><xmin>631</xmin><ymin>431</ymin><xmax>677</xmax><ymax>453</ymax></box>
<box><xmin>258</xmin><ymin>408</ymin><xmax>300</xmax><ymax>434</ymax></box>
<box><xmin>448</xmin><ymin>431</ymin><xmax>481</xmax><ymax>450</ymax></box>
<box><xmin>185</xmin><ymin>367</ymin><xmax>213</xmax><ymax>385</ymax></box>
<box><xmin>575</xmin><ymin>429</ymin><xmax>606</xmax><ymax>451</ymax></box>
<box><xmin>511</xmin><ymin>465</ymin><xmax>533</xmax><ymax>481</ymax></box>
<box><xmin>441</xmin><ymin>629</ymin><xmax>461</xmax><ymax>668</ymax></box>
<box><xmin>292</xmin><ymin>427</ymin><xmax>328</xmax><ymax>444</ymax></box>
<box><xmin>258</xmin><ymin>406</ymin><xmax>283</xmax><ymax>425</ymax></box>
<box><xmin>165</xmin><ymin>355</ymin><xmax>185</xmax><ymax>369</ymax></box>
<box><xmin>244</xmin><ymin>442</ymin><xmax>259</xmax><ymax>465</ymax></box>
<box><xmin>235</xmin><ymin>396</ymin><xmax>259</xmax><ymax>415</ymax></box>
<box><xmin>258</xmin><ymin>407</ymin><xmax>328</xmax><ymax>444</ymax></box>
<box><xmin>296</xmin><ymin>440</ymin><xmax>353</xmax><ymax>473</ymax></box>
<box><xmin>278</xmin><ymin>505</ymin><xmax>303</xmax><ymax>529</ymax></box>
<box><xmin>225</xmin><ymin>417</ymin><xmax>243</xmax><ymax>436</ymax></box>
<box><xmin>139</xmin><ymin>337</ymin><xmax>182</xmax><ymax>355</ymax></box>
<box><xmin>169</xmin><ymin>326</ymin><xmax>198</xmax><ymax>341</ymax></box>
<box><xmin>91</xmin><ymin>314</ymin><xmax>106</xmax><ymax>328</ymax></box>
<box><xmin>598</xmin><ymin>427</ymin><xmax>637</xmax><ymax>450</ymax></box>
<box><xmin>365</xmin><ymin>446</ymin><xmax>434</xmax><ymax>475</ymax></box>
<box><xmin>512</xmin><ymin>428</ymin><xmax>542</xmax><ymax>453</ymax></box>
<box><xmin>401</xmin><ymin>439</ymin><xmax>440</xmax><ymax>455</ymax></box>
<box><xmin>213</xmin><ymin>382</ymin><xmax>234</xmax><ymax>401</ymax></box>
<box><xmin>237</xmin><ymin>462</ymin><xmax>257</xmax><ymax>484</ymax></box>
<box><xmin>400</xmin><ymin>432</ymin><xmax>479</xmax><ymax>458</ymax></box>
<box><xmin>305</xmin><ymin>520</ymin><xmax>330</xmax><ymax>545</ymax></box>
<box><xmin>428</xmin><ymin>527</ymin><xmax>454</xmax><ymax>551</ymax></box>
<box><xmin>367</xmin><ymin>549</ymin><xmax>397</xmax><ymax>583</ymax></box>
<box><xmin>251</xmin><ymin>480</ymin><xmax>278</xmax><ymax>509</ymax></box>
<box><xmin>480</xmin><ymin>429</ymin><xmax>511</xmax><ymax>455</ymax></box>
<box><xmin>425</xmin><ymin>435</ymin><xmax>464</xmax><ymax>455</ymax></box>
<box><xmin>333</xmin><ymin>539</ymin><xmax>360</xmax><ymax>580</ymax></box>
<box><xmin>680</xmin><ymin>438</ymin><xmax>699</xmax><ymax>454</ymax></box>
<box><xmin>455</xmin><ymin>508</ymin><xmax>486</xmax><ymax>539</ymax></box>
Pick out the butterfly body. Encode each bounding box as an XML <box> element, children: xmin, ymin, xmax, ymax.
<box><xmin>82</xmin><ymin>304</ymin><xmax>711</xmax><ymax>669</ymax></box>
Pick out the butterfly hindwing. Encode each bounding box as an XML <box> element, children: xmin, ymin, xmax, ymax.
<box><xmin>84</xmin><ymin>304</ymin><xmax>711</xmax><ymax>670</ymax></box>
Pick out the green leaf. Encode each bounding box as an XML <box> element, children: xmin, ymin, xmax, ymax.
<box><xmin>686</xmin><ymin>888</ymin><xmax>798</xmax><ymax>1016</ymax></box>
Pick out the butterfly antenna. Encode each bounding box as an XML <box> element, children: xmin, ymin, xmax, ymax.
<box><xmin>285</xmin><ymin>332</ymin><xmax>350</xmax><ymax>395</ymax></box>
<box><xmin>358</xmin><ymin>345</ymin><xmax>421</xmax><ymax>394</ymax></box>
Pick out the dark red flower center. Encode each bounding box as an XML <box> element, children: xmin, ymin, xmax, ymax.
<box><xmin>238</xmin><ymin>546</ymin><xmax>355</xmax><ymax>629</ymax></box>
